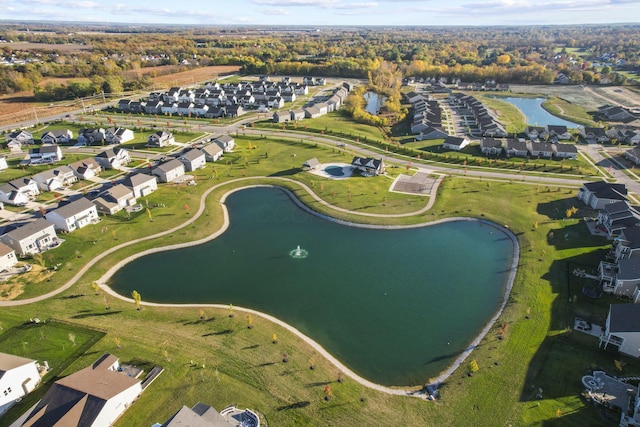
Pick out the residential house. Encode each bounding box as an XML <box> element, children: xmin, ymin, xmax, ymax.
<box><xmin>578</xmin><ymin>181</ymin><xmax>628</xmax><ymax>210</ymax></box>
<box><xmin>581</xmin><ymin>127</ymin><xmax>609</xmax><ymax>143</ymax></box>
<box><xmin>40</xmin><ymin>129</ymin><xmax>73</xmax><ymax>145</ymax></box>
<box><xmin>5</xmin><ymin>130</ymin><xmax>33</xmax><ymax>148</ymax></box>
<box><xmin>351</xmin><ymin>157</ymin><xmax>385</xmax><ymax>176</ymax></box>
<box><xmin>116</xmin><ymin>99</ymin><xmax>132</xmax><ymax>112</ymax></box>
<box><xmin>626</xmin><ymin>146</ymin><xmax>640</xmax><ymax>166</ymax></box>
<box><xmin>212</xmin><ymin>135</ymin><xmax>235</xmax><ymax>153</ymax></box>
<box><xmin>93</xmin><ymin>185</ymin><xmax>136</xmax><ymax>215</ymax></box>
<box><xmin>0</xmin><ymin>352</ymin><xmax>41</xmax><ymax>416</ymax></box>
<box><xmin>304</xmin><ymin>104</ymin><xmax>328</xmax><ymax>119</ymax></box>
<box><xmin>480</xmin><ymin>137</ymin><xmax>503</xmax><ymax>155</ymax></box>
<box><xmin>122</xmin><ymin>173</ymin><xmax>158</xmax><ymax>198</ymax></box>
<box><xmin>0</xmin><ymin>242</ymin><xmax>18</xmax><ymax>271</ymax></box>
<box><xmin>0</xmin><ymin>183</ymin><xmax>29</xmax><ymax>207</ymax></box>
<box><xmin>600</xmin><ymin>304</ymin><xmax>640</xmax><ymax>357</ymax></box>
<box><xmin>45</xmin><ymin>197</ymin><xmax>98</xmax><ymax>233</ymax></box>
<box><xmin>0</xmin><ymin>177</ymin><xmax>40</xmax><ymax>206</ymax></box>
<box><xmin>528</xmin><ymin>141</ymin><xmax>554</xmax><ymax>158</ymax></box>
<box><xmin>144</xmin><ymin>99</ymin><xmax>163</xmax><ymax>114</ymax></box>
<box><xmin>152</xmin><ymin>159</ymin><xmax>185</xmax><ymax>183</ymax></box>
<box><xmin>51</xmin><ymin>166</ymin><xmax>78</xmax><ymax>186</ymax></box>
<box><xmin>607</xmin><ymin>226</ymin><xmax>640</xmax><ymax>263</ymax></box>
<box><xmin>69</xmin><ymin>158</ymin><xmax>101</xmax><ymax>180</ymax></box>
<box><xmin>161</xmin><ymin>402</ymin><xmax>260</xmax><ymax>427</ymax></box>
<box><xmin>600</xmin><ymin>257</ymin><xmax>640</xmax><ymax>300</ymax></box>
<box><xmin>105</xmin><ymin>127</ymin><xmax>134</xmax><ymax>144</ymax></box>
<box><xmin>598</xmin><ymin>105</ymin><xmax>636</xmax><ymax>122</ymax></box>
<box><xmin>290</xmin><ymin>108</ymin><xmax>306</xmax><ymax>121</ymax></box>
<box><xmin>442</xmin><ymin>136</ymin><xmax>470</xmax><ymax>151</ymax></box>
<box><xmin>17</xmin><ymin>354</ymin><xmax>147</xmax><ymax>427</ymax></box>
<box><xmin>77</xmin><ymin>128</ymin><xmax>106</xmax><ymax>146</ymax></box>
<box><xmin>200</xmin><ymin>143</ymin><xmax>223</xmax><ymax>162</ymax></box>
<box><xmin>95</xmin><ymin>147</ymin><xmax>131</xmax><ymax>170</ymax></box>
<box><xmin>525</xmin><ymin>126</ymin><xmax>545</xmax><ymax>140</ymax></box>
<box><xmin>226</xmin><ymin>104</ymin><xmax>244</xmax><ymax>118</ymax></box>
<box><xmin>415</xmin><ymin>126</ymin><xmax>448</xmax><ymax>141</ymax></box>
<box><xmin>0</xmin><ymin>218</ymin><xmax>58</xmax><ymax>255</ymax></box>
<box><xmin>595</xmin><ymin>200</ymin><xmax>640</xmax><ymax>238</ymax></box>
<box><xmin>272</xmin><ymin>111</ymin><xmax>290</xmax><ymax>123</ymax></box>
<box><xmin>544</xmin><ymin>125</ymin><xmax>572</xmax><ymax>141</ymax></box>
<box><xmin>28</xmin><ymin>144</ymin><xmax>63</xmax><ymax>164</ymax></box>
<box><xmin>176</xmin><ymin>101</ymin><xmax>194</xmax><ymax>116</ymax></box>
<box><xmin>146</xmin><ymin>131</ymin><xmax>175</xmax><ymax>148</ymax></box>
<box><xmin>554</xmin><ymin>73</ymin><xmax>570</xmax><ymax>84</ymax></box>
<box><xmin>161</xmin><ymin>102</ymin><xmax>177</xmax><ymax>115</ymax></box>
<box><xmin>553</xmin><ymin>143</ymin><xmax>579</xmax><ymax>159</ymax></box>
<box><xmin>178</xmin><ymin>149</ymin><xmax>206</xmax><ymax>172</ymax></box>
<box><xmin>607</xmin><ymin>127</ymin><xmax>640</xmax><ymax>144</ymax></box>
<box><xmin>504</xmin><ymin>139</ymin><xmax>529</xmax><ymax>158</ymax></box>
<box><xmin>32</xmin><ymin>170</ymin><xmax>65</xmax><ymax>192</ymax></box>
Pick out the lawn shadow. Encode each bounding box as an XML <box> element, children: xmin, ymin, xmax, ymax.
<box><xmin>306</xmin><ymin>381</ymin><xmax>332</xmax><ymax>387</ymax></box>
<box><xmin>202</xmin><ymin>329</ymin><xmax>233</xmax><ymax>337</ymax></box>
<box><xmin>242</xmin><ymin>344</ymin><xmax>260</xmax><ymax>350</ymax></box>
<box><xmin>276</xmin><ymin>401</ymin><xmax>310</xmax><ymax>411</ymax></box>
<box><xmin>70</xmin><ymin>311</ymin><xmax>122</xmax><ymax>319</ymax></box>
<box><xmin>269</xmin><ymin>168</ymin><xmax>300</xmax><ymax>177</ymax></box>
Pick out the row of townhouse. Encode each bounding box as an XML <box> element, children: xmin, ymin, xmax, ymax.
<box><xmin>5</xmin><ymin>128</ymin><xmax>134</xmax><ymax>150</ymax></box>
<box><xmin>565</xmin><ymin>182</ymin><xmax>640</xmax><ymax>368</ymax></box>
<box><xmin>407</xmin><ymin>93</ymin><xmax>449</xmax><ymax>141</ymax></box>
<box><xmin>118</xmin><ymin>78</ymin><xmax>313</xmax><ymax>118</ymax></box>
<box><xmin>272</xmin><ymin>83</ymin><xmax>352</xmax><ymax>123</ymax></box>
<box><xmin>479</xmin><ymin>137</ymin><xmax>578</xmax><ymax>159</ymax></box>
<box><xmin>525</xmin><ymin>125</ymin><xmax>572</xmax><ymax>142</ymax></box>
<box><xmin>1</xmin><ymin>132</ymin><xmax>231</xmax><ymax>207</ymax></box>
<box><xmin>449</xmin><ymin>92</ymin><xmax>508</xmax><ymax>138</ymax></box>
<box><xmin>597</xmin><ymin>104</ymin><xmax>640</xmax><ymax>123</ymax></box>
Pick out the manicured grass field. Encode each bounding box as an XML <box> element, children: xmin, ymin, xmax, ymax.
<box><xmin>542</xmin><ymin>97</ymin><xmax>597</xmax><ymax>126</ymax></box>
<box><xmin>0</xmin><ymin>164</ymin><xmax>632</xmax><ymax>426</ymax></box>
<box><xmin>0</xmin><ymin>117</ymin><xmax>634</xmax><ymax>426</ymax></box>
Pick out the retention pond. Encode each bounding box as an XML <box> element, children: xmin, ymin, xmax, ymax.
<box><xmin>110</xmin><ymin>187</ymin><xmax>515</xmax><ymax>386</ymax></box>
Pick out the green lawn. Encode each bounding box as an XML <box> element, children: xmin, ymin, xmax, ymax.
<box><xmin>542</xmin><ymin>97</ymin><xmax>597</xmax><ymax>127</ymax></box>
<box><xmin>0</xmin><ymin>124</ymin><xmax>632</xmax><ymax>426</ymax></box>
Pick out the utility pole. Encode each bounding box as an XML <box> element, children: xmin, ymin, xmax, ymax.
<box><xmin>33</xmin><ymin>108</ymin><xmax>39</xmax><ymax>124</ymax></box>
<box><xmin>101</xmin><ymin>90</ymin><xmax>106</xmax><ymax>104</ymax></box>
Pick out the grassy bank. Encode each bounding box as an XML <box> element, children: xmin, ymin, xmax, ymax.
<box><xmin>0</xmin><ymin>163</ymin><xmax>630</xmax><ymax>426</ymax></box>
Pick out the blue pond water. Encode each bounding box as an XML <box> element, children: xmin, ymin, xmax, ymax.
<box><xmin>324</xmin><ymin>165</ymin><xmax>345</xmax><ymax>177</ymax></box>
<box><xmin>497</xmin><ymin>97</ymin><xmax>580</xmax><ymax>128</ymax></box>
<box><xmin>109</xmin><ymin>187</ymin><xmax>515</xmax><ymax>386</ymax></box>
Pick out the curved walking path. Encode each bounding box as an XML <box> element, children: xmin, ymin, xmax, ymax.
<box><xmin>0</xmin><ymin>175</ymin><xmax>518</xmax><ymax>400</ymax></box>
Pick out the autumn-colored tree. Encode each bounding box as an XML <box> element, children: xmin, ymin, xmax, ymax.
<box><xmin>131</xmin><ymin>290</ymin><xmax>142</xmax><ymax>310</ymax></box>
<box><xmin>324</xmin><ymin>384</ymin><xmax>333</xmax><ymax>401</ymax></box>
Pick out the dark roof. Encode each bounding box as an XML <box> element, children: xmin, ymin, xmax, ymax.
<box><xmin>583</xmin><ymin>181</ymin><xmax>627</xmax><ymax>200</ymax></box>
<box><xmin>22</xmin><ymin>354</ymin><xmax>140</xmax><ymax>427</ymax></box>
<box><xmin>3</xmin><ymin>218</ymin><xmax>55</xmax><ymax>241</ymax></box>
<box><xmin>443</xmin><ymin>136</ymin><xmax>466</xmax><ymax>147</ymax></box>
<box><xmin>48</xmin><ymin>197</ymin><xmax>95</xmax><ymax>219</ymax></box>
<box><xmin>609</xmin><ymin>303</ymin><xmax>640</xmax><ymax>332</ymax></box>
<box><xmin>616</xmin><ymin>257</ymin><xmax>640</xmax><ymax>281</ymax></box>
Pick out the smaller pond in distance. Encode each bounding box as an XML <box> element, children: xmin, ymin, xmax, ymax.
<box><xmin>364</xmin><ymin>91</ymin><xmax>387</xmax><ymax>115</ymax></box>
<box><xmin>496</xmin><ymin>97</ymin><xmax>581</xmax><ymax>128</ymax></box>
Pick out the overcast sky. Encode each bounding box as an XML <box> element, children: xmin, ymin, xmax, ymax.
<box><xmin>1</xmin><ymin>0</ymin><xmax>639</xmax><ymax>26</ymax></box>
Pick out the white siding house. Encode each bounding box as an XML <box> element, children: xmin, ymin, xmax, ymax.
<box><xmin>18</xmin><ymin>354</ymin><xmax>145</xmax><ymax>427</ymax></box>
<box><xmin>0</xmin><ymin>218</ymin><xmax>58</xmax><ymax>256</ymax></box>
<box><xmin>0</xmin><ymin>352</ymin><xmax>41</xmax><ymax>416</ymax></box>
<box><xmin>45</xmin><ymin>197</ymin><xmax>98</xmax><ymax>233</ymax></box>
<box><xmin>152</xmin><ymin>159</ymin><xmax>185</xmax><ymax>183</ymax></box>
